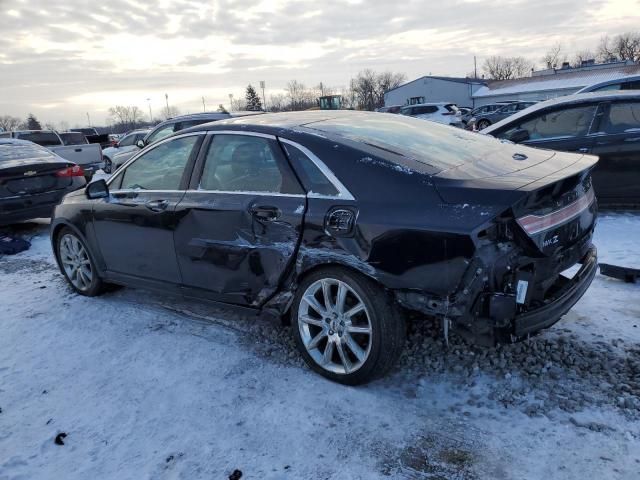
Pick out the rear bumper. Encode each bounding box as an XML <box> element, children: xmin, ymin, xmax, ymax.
<box><xmin>512</xmin><ymin>245</ymin><xmax>597</xmax><ymax>337</ymax></box>
<box><xmin>0</xmin><ymin>180</ymin><xmax>85</xmax><ymax>225</ymax></box>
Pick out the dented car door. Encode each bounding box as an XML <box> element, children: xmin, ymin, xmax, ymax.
<box><xmin>173</xmin><ymin>132</ymin><xmax>306</xmax><ymax>306</ymax></box>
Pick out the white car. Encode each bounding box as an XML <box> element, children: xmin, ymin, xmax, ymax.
<box><xmin>400</xmin><ymin>103</ymin><xmax>463</xmax><ymax>127</ymax></box>
<box><xmin>102</xmin><ymin>129</ymin><xmax>149</xmax><ymax>173</ymax></box>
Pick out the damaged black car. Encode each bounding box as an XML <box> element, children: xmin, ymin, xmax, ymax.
<box><xmin>50</xmin><ymin>111</ymin><xmax>598</xmax><ymax>384</ymax></box>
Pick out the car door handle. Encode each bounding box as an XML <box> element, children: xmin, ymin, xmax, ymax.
<box><xmin>250</xmin><ymin>205</ymin><xmax>280</xmax><ymax>221</ymax></box>
<box><xmin>145</xmin><ymin>199</ymin><xmax>169</xmax><ymax>212</ymax></box>
<box><xmin>577</xmin><ymin>147</ymin><xmax>590</xmax><ymax>153</ymax></box>
<box><xmin>74</xmin><ymin>148</ymin><xmax>82</xmax><ymax>152</ymax></box>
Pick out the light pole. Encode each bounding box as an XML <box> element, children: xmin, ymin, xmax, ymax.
<box><xmin>228</xmin><ymin>93</ymin><xmax>233</xmax><ymax>111</ymax></box>
<box><xmin>202</xmin><ymin>96</ymin><xmax>206</xmax><ymax>112</ymax></box>
<box><xmin>146</xmin><ymin>98</ymin><xmax>152</xmax><ymax>122</ymax></box>
<box><xmin>259</xmin><ymin>81</ymin><xmax>266</xmax><ymax>111</ymax></box>
<box><xmin>165</xmin><ymin>93</ymin><xmax>169</xmax><ymax>117</ymax></box>
<box><xmin>86</xmin><ymin>112</ymin><xmax>91</xmax><ymax>126</ymax></box>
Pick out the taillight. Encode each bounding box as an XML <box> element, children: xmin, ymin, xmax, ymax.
<box><xmin>517</xmin><ymin>188</ymin><xmax>595</xmax><ymax>235</ymax></box>
<box><xmin>55</xmin><ymin>165</ymin><xmax>85</xmax><ymax>177</ymax></box>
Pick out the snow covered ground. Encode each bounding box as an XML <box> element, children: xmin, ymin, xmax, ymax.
<box><xmin>0</xmin><ymin>213</ymin><xmax>639</xmax><ymax>479</ymax></box>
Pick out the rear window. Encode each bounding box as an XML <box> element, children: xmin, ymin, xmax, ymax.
<box><xmin>0</xmin><ymin>143</ymin><xmax>55</xmax><ymax>162</ymax></box>
<box><xmin>59</xmin><ymin>132</ymin><xmax>87</xmax><ymax>145</ymax></box>
<box><xmin>306</xmin><ymin>114</ymin><xmax>504</xmax><ymax>171</ymax></box>
<box><xmin>16</xmin><ymin>132</ymin><xmax>61</xmax><ymax>146</ymax></box>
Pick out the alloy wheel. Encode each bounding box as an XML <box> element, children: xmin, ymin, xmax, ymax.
<box><xmin>298</xmin><ymin>278</ymin><xmax>373</xmax><ymax>375</ymax></box>
<box><xmin>59</xmin><ymin>233</ymin><xmax>93</xmax><ymax>291</ymax></box>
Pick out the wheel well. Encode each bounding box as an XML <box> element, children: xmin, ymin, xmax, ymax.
<box><xmin>279</xmin><ymin>262</ymin><xmax>383</xmax><ymax>324</ymax></box>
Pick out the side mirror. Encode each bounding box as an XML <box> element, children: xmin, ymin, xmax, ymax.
<box><xmin>135</xmin><ymin>139</ymin><xmax>145</xmax><ymax>149</ymax></box>
<box><xmin>86</xmin><ymin>179</ymin><xmax>109</xmax><ymax>199</ymax></box>
<box><xmin>508</xmin><ymin>129</ymin><xmax>530</xmax><ymax>143</ymax></box>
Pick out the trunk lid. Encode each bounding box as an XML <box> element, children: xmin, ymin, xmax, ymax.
<box><xmin>0</xmin><ymin>144</ymin><xmax>74</xmax><ymax>197</ymax></box>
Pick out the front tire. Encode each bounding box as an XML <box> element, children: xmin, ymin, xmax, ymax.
<box><xmin>476</xmin><ymin>119</ymin><xmax>491</xmax><ymax>130</ymax></box>
<box><xmin>292</xmin><ymin>267</ymin><xmax>405</xmax><ymax>385</ymax></box>
<box><xmin>56</xmin><ymin>227</ymin><xmax>104</xmax><ymax>296</ymax></box>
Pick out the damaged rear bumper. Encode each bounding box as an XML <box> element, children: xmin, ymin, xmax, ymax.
<box><xmin>511</xmin><ymin>246</ymin><xmax>597</xmax><ymax>337</ymax></box>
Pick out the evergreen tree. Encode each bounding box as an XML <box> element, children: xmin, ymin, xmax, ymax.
<box><xmin>245</xmin><ymin>85</ymin><xmax>263</xmax><ymax>111</ymax></box>
<box><xmin>26</xmin><ymin>113</ymin><xmax>42</xmax><ymax>130</ymax></box>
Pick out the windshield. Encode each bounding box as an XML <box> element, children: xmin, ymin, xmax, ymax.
<box><xmin>305</xmin><ymin>113</ymin><xmax>504</xmax><ymax>171</ymax></box>
<box><xmin>59</xmin><ymin>132</ymin><xmax>87</xmax><ymax>145</ymax></box>
<box><xmin>16</xmin><ymin>132</ymin><xmax>61</xmax><ymax>146</ymax></box>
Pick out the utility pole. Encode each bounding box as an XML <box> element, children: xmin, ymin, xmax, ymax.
<box><xmin>259</xmin><ymin>81</ymin><xmax>266</xmax><ymax>111</ymax></box>
<box><xmin>165</xmin><ymin>93</ymin><xmax>169</xmax><ymax>117</ymax></box>
<box><xmin>228</xmin><ymin>93</ymin><xmax>234</xmax><ymax>111</ymax></box>
<box><xmin>86</xmin><ymin>112</ymin><xmax>91</xmax><ymax>126</ymax></box>
<box><xmin>474</xmin><ymin>55</ymin><xmax>478</xmax><ymax>79</ymax></box>
<box><xmin>146</xmin><ymin>98</ymin><xmax>152</xmax><ymax>122</ymax></box>
<box><xmin>202</xmin><ymin>96</ymin><xmax>206</xmax><ymax>112</ymax></box>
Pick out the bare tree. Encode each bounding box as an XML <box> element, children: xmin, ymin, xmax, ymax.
<box><xmin>0</xmin><ymin>115</ymin><xmax>23</xmax><ymax>131</ymax></box>
<box><xmin>598</xmin><ymin>32</ymin><xmax>640</xmax><ymax>62</ymax></box>
<box><xmin>230</xmin><ymin>98</ymin><xmax>247</xmax><ymax>111</ymax></box>
<box><xmin>542</xmin><ymin>43</ymin><xmax>567</xmax><ymax>68</ymax></box>
<box><xmin>267</xmin><ymin>93</ymin><xmax>288</xmax><ymax>112</ymax></box>
<box><xmin>285</xmin><ymin>80</ymin><xmax>316</xmax><ymax>111</ymax></box>
<box><xmin>160</xmin><ymin>105</ymin><xmax>179</xmax><ymax>120</ymax></box>
<box><xmin>108</xmin><ymin>105</ymin><xmax>145</xmax><ymax>131</ymax></box>
<box><xmin>351</xmin><ymin>70</ymin><xmax>406</xmax><ymax>110</ymax></box>
<box><xmin>482</xmin><ymin>56</ymin><xmax>534</xmax><ymax>80</ymax></box>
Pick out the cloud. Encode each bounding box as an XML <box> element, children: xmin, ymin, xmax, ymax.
<box><xmin>0</xmin><ymin>0</ymin><xmax>638</xmax><ymax>125</ymax></box>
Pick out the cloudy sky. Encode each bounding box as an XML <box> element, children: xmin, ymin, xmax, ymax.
<box><xmin>1</xmin><ymin>0</ymin><xmax>639</xmax><ymax>126</ymax></box>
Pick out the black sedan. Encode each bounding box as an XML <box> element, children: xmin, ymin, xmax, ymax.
<box><xmin>51</xmin><ymin>111</ymin><xmax>598</xmax><ymax>384</ymax></box>
<box><xmin>483</xmin><ymin>91</ymin><xmax>640</xmax><ymax>207</ymax></box>
<box><xmin>1</xmin><ymin>139</ymin><xmax>86</xmax><ymax>225</ymax></box>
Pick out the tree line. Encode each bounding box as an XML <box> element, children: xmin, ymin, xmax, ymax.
<box><xmin>478</xmin><ymin>31</ymin><xmax>640</xmax><ymax>81</ymax></box>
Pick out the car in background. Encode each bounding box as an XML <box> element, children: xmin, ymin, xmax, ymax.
<box><xmin>376</xmin><ymin>105</ymin><xmax>402</xmax><ymax>114</ymax></box>
<box><xmin>399</xmin><ymin>103</ymin><xmax>463</xmax><ymax>127</ymax></box>
<box><xmin>576</xmin><ymin>75</ymin><xmax>640</xmax><ymax>93</ymax></box>
<box><xmin>110</xmin><ymin>112</ymin><xmax>233</xmax><ymax>170</ymax></box>
<box><xmin>59</xmin><ymin>131</ymin><xmax>89</xmax><ymax>146</ymax></box>
<box><xmin>102</xmin><ymin>129</ymin><xmax>149</xmax><ymax>173</ymax></box>
<box><xmin>1</xmin><ymin>139</ymin><xmax>86</xmax><ymax>225</ymax></box>
<box><xmin>51</xmin><ymin>110</ymin><xmax>597</xmax><ymax>384</ymax></box>
<box><xmin>461</xmin><ymin>102</ymin><xmax>516</xmax><ymax>126</ymax></box>
<box><xmin>468</xmin><ymin>101</ymin><xmax>537</xmax><ymax>130</ymax></box>
<box><xmin>70</xmin><ymin>127</ymin><xmax>111</xmax><ymax>149</ymax></box>
<box><xmin>483</xmin><ymin>91</ymin><xmax>640</xmax><ymax>207</ymax></box>
<box><xmin>0</xmin><ymin>130</ymin><xmax>103</xmax><ymax>179</ymax></box>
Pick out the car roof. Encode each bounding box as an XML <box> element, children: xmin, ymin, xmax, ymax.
<box><xmin>483</xmin><ymin>91</ymin><xmax>640</xmax><ymax>134</ymax></box>
<box><xmin>402</xmin><ymin>102</ymin><xmax>452</xmax><ymax>107</ymax></box>
<box><xmin>576</xmin><ymin>74</ymin><xmax>640</xmax><ymax>93</ymax></box>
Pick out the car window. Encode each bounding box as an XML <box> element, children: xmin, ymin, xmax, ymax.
<box><xmin>593</xmin><ymin>84</ymin><xmax>622</xmax><ymax>92</ymax></box>
<box><xmin>502</xmin><ymin>105</ymin><xmax>598</xmax><ymax>141</ymax></box>
<box><xmin>118</xmin><ymin>133</ymin><xmax>136</xmax><ymax>147</ymax></box>
<box><xmin>146</xmin><ymin>123</ymin><xmax>176</xmax><ymax>145</ymax></box>
<box><xmin>175</xmin><ymin>119</ymin><xmax>210</xmax><ymax>131</ymax></box>
<box><xmin>603</xmin><ymin>102</ymin><xmax>640</xmax><ymax>134</ymax></box>
<box><xmin>621</xmin><ymin>81</ymin><xmax>640</xmax><ymax>90</ymax></box>
<box><xmin>118</xmin><ymin>135</ymin><xmax>199</xmax><ymax>190</ymax></box>
<box><xmin>414</xmin><ymin>106</ymin><xmax>438</xmax><ymax>115</ymax></box>
<box><xmin>16</xmin><ymin>132</ymin><xmax>61</xmax><ymax>146</ymax></box>
<box><xmin>282</xmin><ymin>143</ymin><xmax>339</xmax><ymax>196</ymax></box>
<box><xmin>199</xmin><ymin>134</ymin><xmax>300</xmax><ymax>194</ymax></box>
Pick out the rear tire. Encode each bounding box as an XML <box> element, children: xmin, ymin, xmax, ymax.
<box><xmin>55</xmin><ymin>227</ymin><xmax>105</xmax><ymax>297</ymax></box>
<box><xmin>291</xmin><ymin>267</ymin><xmax>406</xmax><ymax>385</ymax></box>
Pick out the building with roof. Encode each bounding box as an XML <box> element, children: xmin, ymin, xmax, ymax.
<box><xmin>383</xmin><ymin>76</ymin><xmax>486</xmax><ymax>109</ymax></box>
<box><xmin>385</xmin><ymin>61</ymin><xmax>640</xmax><ymax>110</ymax></box>
<box><xmin>472</xmin><ymin>60</ymin><xmax>640</xmax><ymax>106</ymax></box>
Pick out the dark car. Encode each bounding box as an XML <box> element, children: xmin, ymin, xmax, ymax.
<box><xmin>576</xmin><ymin>75</ymin><xmax>640</xmax><ymax>93</ymax></box>
<box><xmin>110</xmin><ymin>112</ymin><xmax>239</xmax><ymax>170</ymax></box>
<box><xmin>461</xmin><ymin>102</ymin><xmax>516</xmax><ymax>126</ymax></box>
<box><xmin>469</xmin><ymin>101</ymin><xmax>538</xmax><ymax>130</ymax></box>
<box><xmin>483</xmin><ymin>91</ymin><xmax>640</xmax><ymax>207</ymax></box>
<box><xmin>51</xmin><ymin>111</ymin><xmax>597</xmax><ymax>384</ymax></box>
<box><xmin>1</xmin><ymin>139</ymin><xmax>86</xmax><ymax>225</ymax></box>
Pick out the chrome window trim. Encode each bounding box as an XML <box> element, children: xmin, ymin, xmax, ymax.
<box><xmin>187</xmin><ymin>189</ymin><xmax>305</xmax><ymax>198</ymax></box>
<box><xmin>278</xmin><ymin>138</ymin><xmax>355</xmax><ymax>201</ymax></box>
<box><xmin>107</xmin><ymin>131</ymin><xmax>206</xmax><ymax>190</ymax></box>
<box><xmin>205</xmin><ymin>130</ymin><xmax>276</xmax><ymax>140</ymax></box>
